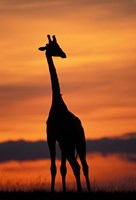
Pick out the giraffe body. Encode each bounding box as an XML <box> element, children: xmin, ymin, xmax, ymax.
<box><xmin>47</xmin><ymin>95</ymin><xmax>85</xmax><ymax>152</ymax></box>
<box><xmin>39</xmin><ymin>35</ymin><xmax>91</xmax><ymax>192</ymax></box>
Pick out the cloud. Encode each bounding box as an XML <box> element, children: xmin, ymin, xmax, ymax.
<box><xmin>122</xmin><ymin>132</ymin><xmax>136</xmax><ymax>139</ymax></box>
<box><xmin>0</xmin><ymin>132</ymin><xmax>135</xmax><ymax>163</ymax></box>
<box><xmin>0</xmin><ymin>63</ymin><xmax>136</xmax><ymax>121</ymax></box>
<box><xmin>0</xmin><ymin>81</ymin><xmax>50</xmax><ymax>106</ymax></box>
<box><xmin>89</xmin><ymin>134</ymin><xmax>136</xmax><ymax>155</ymax></box>
<box><xmin>0</xmin><ymin>140</ymin><xmax>50</xmax><ymax>162</ymax></box>
<box><xmin>0</xmin><ymin>75</ymin><xmax>51</xmax><ymax>118</ymax></box>
<box><xmin>120</xmin><ymin>154</ymin><xmax>136</xmax><ymax>163</ymax></box>
<box><xmin>1</xmin><ymin>0</ymin><xmax>136</xmax><ymax>21</ymax></box>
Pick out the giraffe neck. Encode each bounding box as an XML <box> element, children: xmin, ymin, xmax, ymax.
<box><xmin>46</xmin><ymin>54</ymin><xmax>61</xmax><ymax>98</ymax></box>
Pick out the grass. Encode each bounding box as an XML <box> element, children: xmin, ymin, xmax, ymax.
<box><xmin>0</xmin><ymin>181</ymin><xmax>135</xmax><ymax>200</ymax></box>
<box><xmin>0</xmin><ymin>189</ymin><xmax>135</xmax><ymax>200</ymax></box>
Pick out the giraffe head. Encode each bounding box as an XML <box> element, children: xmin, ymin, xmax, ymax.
<box><xmin>39</xmin><ymin>35</ymin><xmax>66</xmax><ymax>58</ymax></box>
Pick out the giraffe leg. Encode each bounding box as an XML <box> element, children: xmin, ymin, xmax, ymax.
<box><xmin>47</xmin><ymin>140</ymin><xmax>56</xmax><ymax>192</ymax></box>
<box><xmin>60</xmin><ymin>152</ymin><xmax>67</xmax><ymax>192</ymax></box>
<box><xmin>79</xmin><ymin>154</ymin><xmax>91</xmax><ymax>192</ymax></box>
<box><xmin>67</xmin><ymin>153</ymin><xmax>82</xmax><ymax>192</ymax></box>
<box><xmin>77</xmin><ymin>140</ymin><xmax>91</xmax><ymax>192</ymax></box>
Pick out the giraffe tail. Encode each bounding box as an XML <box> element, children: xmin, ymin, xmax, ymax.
<box><xmin>75</xmin><ymin>150</ymin><xmax>78</xmax><ymax>160</ymax></box>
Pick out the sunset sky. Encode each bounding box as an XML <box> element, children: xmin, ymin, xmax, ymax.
<box><xmin>0</xmin><ymin>0</ymin><xmax>136</xmax><ymax>141</ymax></box>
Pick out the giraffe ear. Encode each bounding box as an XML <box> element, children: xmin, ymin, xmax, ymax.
<box><xmin>53</xmin><ymin>35</ymin><xmax>57</xmax><ymax>43</ymax></box>
<box><xmin>47</xmin><ymin>35</ymin><xmax>52</xmax><ymax>43</ymax></box>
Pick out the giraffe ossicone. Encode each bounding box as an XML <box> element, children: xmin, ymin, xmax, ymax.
<box><xmin>39</xmin><ymin>35</ymin><xmax>66</xmax><ymax>58</ymax></box>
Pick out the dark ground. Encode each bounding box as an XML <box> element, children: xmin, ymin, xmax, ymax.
<box><xmin>0</xmin><ymin>191</ymin><xmax>136</xmax><ymax>200</ymax></box>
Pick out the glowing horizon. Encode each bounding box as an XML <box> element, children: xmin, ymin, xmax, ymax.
<box><xmin>0</xmin><ymin>154</ymin><xmax>136</xmax><ymax>191</ymax></box>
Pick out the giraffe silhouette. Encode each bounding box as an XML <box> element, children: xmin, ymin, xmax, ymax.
<box><xmin>39</xmin><ymin>35</ymin><xmax>91</xmax><ymax>192</ymax></box>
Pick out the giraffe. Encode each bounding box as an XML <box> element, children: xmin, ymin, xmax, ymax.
<box><xmin>39</xmin><ymin>35</ymin><xmax>91</xmax><ymax>192</ymax></box>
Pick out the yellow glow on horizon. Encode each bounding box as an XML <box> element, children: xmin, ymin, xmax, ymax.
<box><xmin>0</xmin><ymin>154</ymin><xmax>136</xmax><ymax>191</ymax></box>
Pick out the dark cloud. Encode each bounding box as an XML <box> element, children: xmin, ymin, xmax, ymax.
<box><xmin>0</xmin><ymin>132</ymin><xmax>135</xmax><ymax>163</ymax></box>
<box><xmin>89</xmin><ymin>135</ymin><xmax>136</xmax><ymax>156</ymax></box>
<box><xmin>0</xmin><ymin>140</ymin><xmax>50</xmax><ymax>162</ymax></box>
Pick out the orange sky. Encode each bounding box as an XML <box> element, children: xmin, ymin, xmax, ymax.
<box><xmin>0</xmin><ymin>0</ymin><xmax>136</xmax><ymax>141</ymax></box>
